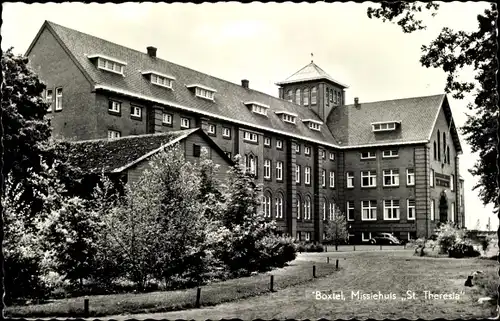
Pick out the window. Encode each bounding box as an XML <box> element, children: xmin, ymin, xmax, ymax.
<box><xmin>55</xmin><ymin>88</ymin><xmax>63</xmax><ymax>111</ymax></box>
<box><xmin>150</xmin><ymin>73</ymin><xmax>174</xmax><ymax>89</ymax></box>
<box><xmin>262</xmin><ymin>193</ymin><xmax>272</xmax><ymax>218</ymax></box>
<box><xmin>362</xmin><ymin>232</ymin><xmax>372</xmax><ymax>242</ymax></box>
<box><xmin>296</xmin><ymin>195</ymin><xmax>301</xmax><ymax>219</ymax></box>
<box><xmin>305</xmin><ymin>232</ymin><xmax>311</xmax><ymax>241</ymax></box>
<box><xmin>264</xmin><ymin>159</ymin><xmax>271</xmax><ymax>179</ymax></box>
<box><xmin>447</xmin><ymin>146</ymin><xmax>450</xmax><ymax>164</ymax></box>
<box><xmin>243</xmin><ymin>131</ymin><xmax>258</xmax><ymax>143</ymax></box>
<box><xmin>222</xmin><ymin>127</ymin><xmax>231</xmax><ymax>138</ymax></box>
<box><xmin>252</xmin><ymin>104</ymin><xmax>268</xmax><ymax>116</ymax></box>
<box><xmin>450</xmin><ymin>174</ymin><xmax>455</xmax><ymax>191</ymax></box>
<box><xmin>295</xmin><ymin>88</ymin><xmax>301</xmax><ymax>105</ymax></box>
<box><xmin>207</xmin><ymin>124</ymin><xmax>216</xmax><ymax>135</ymax></box>
<box><xmin>163</xmin><ymin>113</ymin><xmax>172</xmax><ymax>125</ymax></box>
<box><xmin>295</xmin><ymin>165</ymin><xmax>301</xmax><ymax>183</ymax></box>
<box><xmin>311</xmin><ymin>87</ymin><xmax>317</xmax><ymax>105</ymax></box>
<box><xmin>181</xmin><ymin>117</ymin><xmax>190</xmax><ymax>128</ymax></box>
<box><xmin>329</xmin><ymin>171</ymin><xmax>335</xmax><ymax>188</ymax></box>
<box><xmin>321</xmin><ymin>169</ymin><xmax>326</xmax><ymax>187</ymax></box>
<box><xmin>384</xmin><ymin>200</ymin><xmax>400</xmax><ymax>220</ymax></box>
<box><xmin>451</xmin><ymin>202</ymin><xmax>455</xmax><ymax>222</ymax></box>
<box><xmin>46</xmin><ymin>89</ymin><xmax>53</xmax><ymax>111</ymax></box>
<box><xmin>303</xmin><ymin>88</ymin><xmax>309</xmax><ymax>106</ymax></box>
<box><xmin>347</xmin><ymin>201</ymin><xmax>355</xmax><ymax>221</ymax></box>
<box><xmin>264</xmin><ymin>137</ymin><xmax>271</xmax><ymax>147</ymax></box>
<box><xmin>321</xmin><ymin>198</ymin><xmax>326</xmax><ymax>220</ymax></box>
<box><xmin>361</xmin><ymin>171</ymin><xmax>377</xmax><ymax>187</ymax></box>
<box><xmin>225</xmin><ymin>151</ymin><xmax>232</xmax><ymax>159</ymax></box>
<box><xmin>443</xmin><ymin>132</ymin><xmax>446</xmax><ymax>162</ymax></box>
<box><xmin>407</xmin><ymin>169</ymin><xmax>415</xmax><ymax>186</ymax></box>
<box><xmin>346</xmin><ymin>172</ymin><xmax>354</xmax><ymax>188</ymax></box>
<box><xmin>337</xmin><ymin>92</ymin><xmax>342</xmax><ymax>105</ymax></box>
<box><xmin>193</xmin><ymin>144</ymin><xmax>201</xmax><ymax>157</ymax></box>
<box><xmin>430</xmin><ymin>199</ymin><xmax>435</xmax><ymax>221</ymax></box>
<box><xmin>407</xmin><ymin>199</ymin><xmax>416</xmax><ymax>220</ymax></box>
<box><xmin>107</xmin><ymin>129</ymin><xmax>121</xmax><ymax>139</ymax></box>
<box><xmin>286</xmin><ymin>90</ymin><xmax>293</xmax><ymax>102</ymax></box>
<box><xmin>361</xmin><ymin>151</ymin><xmax>376</xmax><ymax>159</ymax></box>
<box><xmin>194</xmin><ymin>87</ymin><xmax>215</xmax><ymax>100</ymax></box>
<box><xmin>295</xmin><ymin>143</ymin><xmax>300</xmax><ymax>154</ymax></box>
<box><xmin>275</xmin><ymin>193</ymin><xmax>284</xmax><ymax>219</ymax></box>
<box><xmin>305</xmin><ymin>166</ymin><xmax>311</xmax><ymax>185</ymax></box>
<box><xmin>282</xmin><ymin>114</ymin><xmax>296</xmax><ymax>124</ymax></box>
<box><xmin>329</xmin><ymin>152</ymin><xmax>335</xmax><ymax>161</ymax></box>
<box><xmin>382</xmin><ymin>150</ymin><xmax>398</xmax><ymax>158</ymax></box>
<box><xmin>245</xmin><ymin>154</ymin><xmax>256</xmax><ymax>175</ymax></box>
<box><xmin>108</xmin><ymin>100</ymin><xmax>121</xmax><ymax>113</ymax></box>
<box><xmin>276</xmin><ymin>140</ymin><xmax>283</xmax><ymax>150</ymax></box>
<box><xmin>330</xmin><ymin>89</ymin><xmax>334</xmax><ymax>103</ymax></box>
<box><xmin>308</xmin><ymin>122</ymin><xmax>321</xmax><ymax>131</ymax></box>
<box><xmin>304</xmin><ymin>146</ymin><xmax>311</xmax><ymax>156</ymax></box>
<box><xmin>96</xmin><ymin>57</ymin><xmax>125</xmax><ymax>75</ymax></box>
<box><xmin>430</xmin><ymin>169</ymin><xmax>435</xmax><ymax>187</ymax></box>
<box><xmin>320</xmin><ymin>150</ymin><xmax>326</xmax><ymax>159</ymax></box>
<box><xmin>276</xmin><ymin>161</ymin><xmax>283</xmax><ymax>181</ymax></box>
<box><xmin>433</xmin><ymin>141</ymin><xmax>437</xmax><ymax>160</ymax></box>
<box><xmin>131</xmin><ymin>106</ymin><xmax>142</xmax><ymax>118</ymax></box>
<box><xmin>437</xmin><ymin>130</ymin><xmax>441</xmax><ymax>161</ymax></box>
<box><xmin>372</xmin><ymin>122</ymin><xmax>398</xmax><ymax>132</ymax></box>
<box><xmin>383</xmin><ymin>169</ymin><xmax>399</xmax><ymax>187</ymax></box>
<box><xmin>304</xmin><ymin>196</ymin><xmax>311</xmax><ymax>220</ymax></box>
<box><xmin>362</xmin><ymin>200</ymin><xmax>377</xmax><ymax>221</ymax></box>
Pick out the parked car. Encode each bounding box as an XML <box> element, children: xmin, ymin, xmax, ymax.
<box><xmin>369</xmin><ymin>233</ymin><xmax>401</xmax><ymax>245</ymax></box>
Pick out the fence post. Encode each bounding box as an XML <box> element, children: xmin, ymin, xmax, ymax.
<box><xmin>270</xmin><ymin>275</ymin><xmax>274</xmax><ymax>292</ymax></box>
<box><xmin>84</xmin><ymin>298</ymin><xmax>89</xmax><ymax>317</ymax></box>
<box><xmin>380</xmin><ymin>244</ymin><xmax>382</xmax><ymax>251</ymax></box>
<box><xmin>313</xmin><ymin>265</ymin><xmax>316</xmax><ymax>278</ymax></box>
<box><xmin>404</xmin><ymin>243</ymin><xmax>406</xmax><ymax>249</ymax></box>
<box><xmin>336</xmin><ymin>259</ymin><xmax>339</xmax><ymax>270</ymax></box>
<box><xmin>327</xmin><ymin>256</ymin><xmax>330</xmax><ymax>264</ymax></box>
<box><xmin>353</xmin><ymin>245</ymin><xmax>356</xmax><ymax>251</ymax></box>
<box><xmin>196</xmin><ymin>287</ymin><xmax>201</xmax><ymax>308</ymax></box>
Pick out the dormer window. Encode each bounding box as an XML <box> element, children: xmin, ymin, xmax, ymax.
<box><xmin>302</xmin><ymin>119</ymin><xmax>322</xmax><ymax>131</ymax></box>
<box><xmin>243</xmin><ymin>131</ymin><xmax>258</xmax><ymax>143</ymax></box>
<box><xmin>186</xmin><ymin>84</ymin><xmax>216</xmax><ymax>101</ymax></box>
<box><xmin>244</xmin><ymin>101</ymin><xmax>270</xmax><ymax>116</ymax></box>
<box><xmin>275</xmin><ymin>111</ymin><xmax>297</xmax><ymax>124</ymax></box>
<box><xmin>142</xmin><ymin>71</ymin><xmax>175</xmax><ymax>89</ymax></box>
<box><xmin>372</xmin><ymin>121</ymin><xmax>400</xmax><ymax>132</ymax></box>
<box><xmin>89</xmin><ymin>54</ymin><xmax>126</xmax><ymax>75</ymax></box>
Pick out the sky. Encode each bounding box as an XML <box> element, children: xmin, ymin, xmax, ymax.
<box><xmin>2</xmin><ymin>1</ymin><xmax>496</xmax><ymax>230</ymax></box>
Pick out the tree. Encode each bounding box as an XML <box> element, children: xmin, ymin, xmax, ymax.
<box><xmin>367</xmin><ymin>3</ymin><xmax>499</xmax><ymax>212</ymax></box>
<box><xmin>323</xmin><ymin>205</ymin><xmax>349</xmax><ymax>250</ymax></box>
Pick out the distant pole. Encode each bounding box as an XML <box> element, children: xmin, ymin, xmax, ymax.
<box><xmin>336</xmin><ymin>259</ymin><xmax>339</xmax><ymax>270</ymax></box>
<box><xmin>196</xmin><ymin>287</ymin><xmax>201</xmax><ymax>308</ymax></box>
<box><xmin>313</xmin><ymin>265</ymin><xmax>316</xmax><ymax>278</ymax></box>
<box><xmin>380</xmin><ymin>244</ymin><xmax>382</xmax><ymax>251</ymax></box>
<box><xmin>353</xmin><ymin>245</ymin><xmax>356</xmax><ymax>251</ymax></box>
<box><xmin>270</xmin><ymin>275</ymin><xmax>274</xmax><ymax>292</ymax></box>
<box><xmin>327</xmin><ymin>257</ymin><xmax>330</xmax><ymax>264</ymax></box>
<box><xmin>84</xmin><ymin>298</ymin><xmax>89</xmax><ymax>317</ymax></box>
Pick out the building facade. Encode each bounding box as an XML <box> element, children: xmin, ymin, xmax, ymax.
<box><xmin>26</xmin><ymin>21</ymin><xmax>466</xmax><ymax>243</ymax></box>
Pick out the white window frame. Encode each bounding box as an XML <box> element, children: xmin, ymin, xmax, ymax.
<box><xmin>55</xmin><ymin>87</ymin><xmax>63</xmax><ymax>111</ymax></box>
<box><xmin>361</xmin><ymin>200</ymin><xmax>377</xmax><ymax>221</ymax></box>
<box><xmin>430</xmin><ymin>199</ymin><xmax>435</xmax><ymax>221</ymax></box>
<box><xmin>406</xmin><ymin>169</ymin><xmax>415</xmax><ymax>186</ymax></box>
<box><xmin>282</xmin><ymin>114</ymin><xmax>296</xmax><ymax>124</ymax></box>
<box><xmin>275</xmin><ymin>194</ymin><xmax>284</xmax><ymax>219</ymax></box>
<box><xmin>322</xmin><ymin>199</ymin><xmax>326</xmax><ymax>221</ymax></box>
<box><xmin>264</xmin><ymin>137</ymin><xmax>271</xmax><ymax>147</ymax></box>
<box><xmin>372</xmin><ymin>122</ymin><xmax>397</xmax><ymax>132</ymax></box>
<box><xmin>450</xmin><ymin>174</ymin><xmax>455</xmax><ymax>191</ymax></box>
<box><xmin>407</xmin><ymin>199</ymin><xmax>416</xmax><ymax>221</ymax></box>
<box><xmin>305</xmin><ymin>232</ymin><xmax>311</xmax><ymax>241</ymax></box>
<box><xmin>46</xmin><ymin>89</ymin><xmax>53</xmax><ymax>111</ymax></box>
<box><xmin>451</xmin><ymin>202</ymin><xmax>455</xmax><ymax>222</ymax></box>
<box><xmin>305</xmin><ymin>166</ymin><xmax>311</xmax><ymax>185</ymax></box>
<box><xmin>361</xmin><ymin>171</ymin><xmax>377</xmax><ymax>188</ymax></box>
<box><xmin>296</xmin><ymin>196</ymin><xmax>301</xmax><ymax>219</ymax></box>
<box><xmin>222</xmin><ymin>127</ymin><xmax>231</xmax><ymax>138</ymax></box>
<box><xmin>252</xmin><ymin>104</ymin><xmax>268</xmax><ymax>116</ymax></box>
<box><xmin>430</xmin><ymin>169</ymin><xmax>435</xmax><ymax>187</ymax></box>
<box><xmin>262</xmin><ymin>195</ymin><xmax>272</xmax><ymax>218</ymax></box>
<box><xmin>163</xmin><ymin>113</ymin><xmax>172</xmax><ymax>125</ymax></box>
<box><xmin>194</xmin><ymin>86</ymin><xmax>215</xmax><ymax>100</ymax></box>
<box><xmin>383</xmin><ymin>169</ymin><xmax>400</xmax><ymax>187</ymax></box>
<box><xmin>131</xmin><ymin>106</ymin><xmax>142</xmax><ymax>118</ymax></box>
<box><xmin>264</xmin><ymin>159</ymin><xmax>271</xmax><ymax>179</ymax></box>
<box><xmin>109</xmin><ymin>100</ymin><xmax>121</xmax><ymax>113</ymax></box>
<box><xmin>361</xmin><ymin>151</ymin><xmax>376</xmax><ymax>160</ymax></box>
<box><xmin>150</xmin><ymin>73</ymin><xmax>174</xmax><ymax>89</ymax></box>
<box><xmin>304</xmin><ymin>197</ymin><xmax>311</xmax><ymax>220</ymax></box>
<box><xmin>321</xmin><ymin>150</ymin><xmax>326</xmax><ymax>159</ymax></box>
<box><xmin>347</xmin><ymin>201</ymin><xmax>355</xmax><ymax>221</ymax></box>
<box><xmin>96</xmin><ymin>57</ymin><xmax>125</xmax><ymax>75</ymax></box>
<box><xmin>383</xmin><ymin>199</ymin><xmax>400</xmax><ymax>220</ymax></box>
<box><xmin>308</xmin><ymin>122</ymin><xmax>321</xmax><ymax>131</ymax></box>
<box><xmin>243</xmin><ymin>131</ymin><xmax>258</xmax><ymax>143</ymax></box>
<box><xmin>321</xmin><ymin>169</ymin><xmax>326</xmax><ymax>187</ymax></box>
<box><xmin>382</xmin><ymin>150</ymin><xmax>399</xmax><ymax>158</ymax></box>
<box><xmin>329</xmin><ymin>152</ymin><xmax>335</xmax><ymax>161</ymax></box>
<box><xmin>346</xmin><ymin>172</ymin><xmax>354</xmax><ymax>188</ymax></box>
<box><xmin>276</xmin><ymin>140</ymin><xmax>283</xmax><ymax>149</ymax></box>
<box><xmin>329</xmin><ymin>171</ymin><xmax>335</xmax><ymax>188</ymax></box>
<box><xmin>304</xmin><ymin>146</ymin><xmax>311</xmax><ymax>156</ymax></box>
<box><xmin>180</xmin><ymin>117</ymin><xmax>190</xmax><ymax>129</ymax></box>
<box><xmin>295</xmin><ymin>165</ymin><xmax>301</xmax><ymax>183</ymax></box>
<box><xmin>362</xmin><ymin>232</ymin><xmax>372</xmax><ymax>242</ymax></box>
<box><xmin>295</xmin><ymin>143</ymin><xmax>300</xmax><ymax>153</ymax></box>
<box><xmin>276</xmin><ymin>161</ymin><xmax>283</xmax><ymax>181</ymax></box>
<box><xmin>107</xmin><ymin>129</ymin><xmax>121</xmax><ymax>139</ymax></box>
<box><xmin>207</xmin><ymin>124</ymin><xmax>216</xmax><ymax>135</ymax></box>
<box><xmin>329</xmin><ymin>202</ymin><xmax>335</xmax><ymax>220</ymax></box>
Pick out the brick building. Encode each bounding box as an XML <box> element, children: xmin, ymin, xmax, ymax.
<box><xmin>26</xmin><ymin>21</ymin><xmax>466</xmax><ymax>243</ymax></box>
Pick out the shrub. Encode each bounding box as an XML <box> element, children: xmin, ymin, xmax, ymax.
<box><xmin>448</xmin><ymin>240</ymin><xmax>481</xmax><ymax>258</ymax></box>
<box><xmin>435</xmin><ymin>223</ymin><xmax>467</xmax><ymax>254</ymax></box>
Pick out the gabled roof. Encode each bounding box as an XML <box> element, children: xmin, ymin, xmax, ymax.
<box><xmin>64</xmin><ymin>128</ymin><xmax>232</xmax><ymax>174</ymax></box>
<box><xmin>275</xmin><ymin>61</ymin><xmax>348</xmax><ymax>88</ymax></box>
<box><xmin>35</xmin><ymin>21</ymin><xmax>340</xmax><ymax>146</ymax></box>
<box><xmin>326</xmin><ymin>94</ymin><xmax>462</xmax><ymax>152</ymax></box>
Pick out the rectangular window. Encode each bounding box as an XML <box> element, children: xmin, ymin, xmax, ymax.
<box><xmin>243</xmin><ymin>131</ymin><xmax>258</xmax><ymax>143</ymax></box>
<box><xmin>222</xmin><ymin>127</ymin><xmax>231</xmax><ymax>138</ymax></box>
<box><xmin>361</xmin><ymin>200</ymin><xmax>377</xmax><ymax>221</ymax></box>
<box><xmin>55</xmin><ymin>87</ymin><xmax>63</xmax><ymax>111</ymax></box>
<box><xmin>430</xmin><ymin>169</ymin><xmax>435</xmax><ymax>187</ymax></box>
<box><xmin>347</xmin><ymin>201</ymin><xmax>355</xmax><ymax>221</ymax></box>
<box><xmin>276</xmin><ymin>161</ymin><xmax>283</xmax><ymax>181</ymax></box>
<box><xmin>107</xmin><ymin>129</ymin><xmax>121</xmax><ymax>139</ymax></box>
<box><xmin>305</xmin><ymin>232</ymin><xmax>311</xmax><ymax>241</ymax></box>
<box><xmin>195</xmin><ymin>87</ymin><xmax>215</xmax><ymax>100</ymax></box>
<box><xmin>151</xmin><ymin>74</ymin><xmax>173</xmax><ymax>89</ymax></box>
<box><xmin>329</xmin><ymin>152</ymin><xmax>335</xmax><ymax>161</ymax></box>
<box><xmin>407</xmin><ymin>199</ymin><xmax>416</xmax><ymax>220</ymax></box>
<box><xmin>46</xmin><ymin>89</ymin><xmax>53</xmax><ymax>111</ymax></box>
<box><xmin>308</xmin><ymin>122</ymin><xmax>321</xmax><ymax>131</ymax></box>
<box><xmin>329</xmin><ymin>171</ymin><xmax>335</xmax><ymax>188</ymax></box>
<box><xmin>304</xmin><ymin>146</ymin><xmax>311</xmax><ymax>156</ymax></box>
<box><xmin>362</xmin><ymin>232</ymin><xmax>372</xmax><ymax>242</ymax></box>
<box><xmin>383</xmin><ymin>169</ymin><xmax>399</xmax><ymax>187</ymax></box>
<box><xmin>276</xmin><ymin>140</ymin><xmax>283</xmax><ymax>150</ymax></box>
<box><xmin>430</xmin><ymin>199</ymin><xmax>435</xmax><ymax>221</ymax></box>
<box><xmin>181</xmin><ymin>117</ymin><xmax>190</xmax><ymax>128</ymax></box>
<box><xmin>193</xmin><ymin>144</ymin><xmax>201</xmax><ymax>157</ymax></box>
<box><xmin>207</xmin><ymin>124</ymin><xmax>216</xmax><ymax>135</ymax></box>
<box><xmin>108</xmin><ymin>100</ymin><xmax>121</xmax><ymax>113</ymax></box>
<box><xmin>264</xmin><ymin>137</ymin><xmax>271</xmax><ymax>147</ymax></box>
<box><xmin>451</xmin><ymin>202</ymin><xmax>455</xmax><ymax>222</ymax></box>
<box><xmin>264</xmin><ymin>159</ymin><xmax>271</xmax><ymax>179</ymax></box>
<box><xmin>329</xmin><ymin>202</ymin><xmax>335</xmax><ymax>220</ymax></box>
<box><xmin>360</xmin><ymin>151</ymin><xmax>376</xmax><ymax>159</ymax></box>
<box><xmin>295</xmin><ymin>165</ymin><xmax>301</xmax><ymax>183</ymax></box>
<box><xmin>295</xmin><ymin>143</ymin><xmax>300</xmax><ymax>154</ymax></box>
<box><xmin>131</xmin><ymin>106</ymin><xmax>142</xmax><ymax>118</ymax></box>
<box><xmin>321</xmin><ymin>169</ymin><xmax>326</xmax><ymax>187</ymax></box>
<box><xmin>407</xmin><ymin>169</ymin><xmax>415</xmax><ymax>186</ymax></box>
<box><xmin>98</xmin><ymin>57</ymin><xmax>124</xmax><ymax>75</ymax></box>
<box><xmin>321</xmin><ymin>150</ymin><xmax>326</xmax><ymax>159</ymax></box>
<box><xmin>346</xmin><ymin>172</ymin><xmax>354</xmax><ymax>188</ymax></box>
<box><xmin>163</xmin><ymin>113</ymin><xmax>172</xmax><ymax>125</ymax></box>
<box><xmin>383</xmin><ymin>200</ymin><xmax>400</xmax><ymax>220</ymax></box>
<box><xmin>450</xmin><ymin>174</ymin><xmax>455</xmax><ymax>191</ymax></box>
<box><xmin>361</xmin><ymin>171</ymin><xmax>377</xmax><ymax>187</ymax></box>
<box><xmin>382</xmin><ymin>150</ymin><xmax>399</xmax><ymax>158</ymax></box>
<box><xmin>305</xmin><ymin>166</ymin><xmax>311</xmax><ymax>185</ymax></box>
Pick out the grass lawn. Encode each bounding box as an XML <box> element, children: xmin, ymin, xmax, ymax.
<box><xmin>108</xmin><ymin>250</ymin><xmax>498</xmax><ymax>320</ymax></box>
<box><xmin>5</xmin><ymin>260</ymin><xmax>338</xmax><ymax>318</ymax></box>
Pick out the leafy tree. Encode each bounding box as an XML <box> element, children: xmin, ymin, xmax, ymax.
<box><xmin>323</xmin><ymin>205</ymin><xmax>349</xmax><ymax>250</ymax></box>
<box><xmin>367</xmin><ymin>2</ymin><xmax>499</xmax><ymax>212</ymax></box>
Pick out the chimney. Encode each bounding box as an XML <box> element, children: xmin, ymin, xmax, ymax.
<box><xmin>354</xmin><ymin>97</ymin><xmax>360</xmax><ymax>107</ymax></box>
<box><xmin>241</xmin><ymin>79</ymin><xmax>249</xmax><ymax>89</ymax></box>
<box><xmin>147</xmin><ymin>46</ymin><xmax>157</xmax><ymax>58</ymax></box>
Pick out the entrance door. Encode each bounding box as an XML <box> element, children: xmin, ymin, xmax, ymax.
<box><xmin>439</xmin><ymin>192</ymin><xmax>448</xmax><ymax>223</ymax></box>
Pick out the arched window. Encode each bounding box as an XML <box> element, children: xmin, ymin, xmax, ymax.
<box><xmin>322</xmin><ymin>198</ymin><xmax>327</xmax><ymax>220</ymax></box>
<box><xmin>311</xmin><ymin>87</ymin><xmax>317</xmax><ymax>105</ymax></box>
<box><xmin>245</xmin><ymin>154</ymin><xmax>256</xmax><ymax>175</ymax></box>
<box><xmin>447</xmin><ymin>146</ymin><xmax>450</xmax><ymax>164</ymax></box>
<box><xmin>304</xmin><ymin>196</ymin><xmax>312</xmax><ymax>220</ymax></box>
<box><xmin>296</xmin><ymin>194</ymin><xmax>301</xmax><ymax>219</ymax></box>
<box><xmin>303</xmin><ymin>88</ymin><xmax>309</xmax><ymax>106</ymax></box>
<box><xmin>295</xmin><ymin>89</ymin><xmax>301</xmax><ymax>105</ymax></box>
<box><xmin>262</xmin><ymin>192</ymin><xmax>272</xmax><ymax>218</ymax></box>
<box><xmin>443</xmin><ymin>132</ymin><xmax>447</xmax><ymax>162</ymax></box>
<box><xmin>286</xmin><ymin>90</ymin><xmax>293</xmax><ymax>102</ymax></box>
<box><xmin>331</xmin><ymin>89</ymin><xmax>335</xmax><ymax>103</ymax></box>
<box><xmin>329</xmin><ymin>201</ymin><xmax>335</xmax><ymax>220</ymax></box>
<box><xmin>275</xmin><ymin>192</ymin><xmax>284</xmax><ymax>219</ymax></box>
<box><xmin>437</xmin><ymin>130</ymin><xmax>441</xmax><ymax>161</ymax></box>
<box><xmin>433</xmin><ymin>141</ymin><xmax>437</xmax><ymax>160</ymax></box>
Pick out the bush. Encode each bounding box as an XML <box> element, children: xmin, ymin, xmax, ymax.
<box><xmin>448</xmin><ymin>241</ymin><xmax>481</xmax><ymax>258</ymax></box>
<box><xmin>295</xmin><ymin>242</ymin><xmax>324</xmax><ymax>253</ymax></box>
<box><xmin>435</xmin><ymin>223</ymin><xmax>467</xmax><ymax>254</ymax></box>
